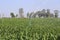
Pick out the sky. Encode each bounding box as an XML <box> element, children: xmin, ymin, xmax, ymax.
<box><xmin>0</xmin><ymin>0</ymin><xmax>60</xmax><ymax>17</ymax></box>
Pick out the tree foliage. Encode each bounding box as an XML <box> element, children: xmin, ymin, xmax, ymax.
<box><xmin>27</xmin><ymin>12</ymin><xmax>30</xmax><ymax>18</ymax></box>
<box><xmin>27</xmin><ymin>9</ymin><xmax>59</xmax><ymax>18</ymax></box>
<box><xmin>54</xmin><ymin>10</ymin><xmax>59</xmax><ymax>18</ymax></box>
<box><xmin>10</xmin><ymin>12</ymin><xmax>15</xmax><ymax>18</ymax></box>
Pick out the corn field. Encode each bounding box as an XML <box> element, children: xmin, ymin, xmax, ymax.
<box><xmin>0</xmin><ymin>18</ymin><xmax>60</xmax><ymax>40</ymax></box>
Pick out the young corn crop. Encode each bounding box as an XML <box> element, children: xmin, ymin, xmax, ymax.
<box><xmin>0</xmin><ymin>18</ymin><xmax>60</xmax><ymax>40</ymax></box>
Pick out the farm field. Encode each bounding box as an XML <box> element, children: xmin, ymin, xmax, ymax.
<box><xmin>0</xmin><ymin>18</ymin><xmax>60</xmax><ymax>40</ymax></box>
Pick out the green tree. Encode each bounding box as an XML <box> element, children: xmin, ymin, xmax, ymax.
<box><xmin>54</xmin><ymin>10</ymin><xmax>59</xmax><ymax>18</ymax></box>
<box><xmin>46</xmin><ymin>9</ymin><xmax>50</xmax><ymax>17</ymax></box>
<box><xmin>27</xmin><ymin>12</ymin><xmax>30</xmax><ymax>18</ymax></box>
<box><xmin>36</xmin><ymin>11</ymin><xmax>41</xmax><ymax>18</ymax></box>
<box><xmin>41</xmin><ymin>9</ymin><xmax>46</xmax><ymax>17</ymax></box>
<box><xmin>41</xmin><ymin>9</ymin><xmax>46</xmax><ymax>14</ymax></box>
<box><xmin>29</xmin><ymin>12</ymin><xmax>34</xmax><ymax>18</ymax></box>
<box><xmin>10</xmin><ymin>12</ymin><xmax>15</xmax><ymax>18</ymax></box>
<box><xmin>16</xmin><ymin>14</ymin><xmax>18</xmax><ymax>17</ymax></box>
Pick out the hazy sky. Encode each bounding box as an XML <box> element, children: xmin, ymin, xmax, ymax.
<box><xmin>0</xmin><ymin>0</ymin><xmax>60</xmax><ymax>17</ymax></box>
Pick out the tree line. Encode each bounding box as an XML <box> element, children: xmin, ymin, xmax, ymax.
<box><xmin>10</xmin><ymin>8</ymin><xmax>59</xmax><ymax>18</ymax></box>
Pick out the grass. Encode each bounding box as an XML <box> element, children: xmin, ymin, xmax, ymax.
<box><xmin>0</xmin><ymin>18</ymin><xmax>60</xmax><ymax>40</ymax></box>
